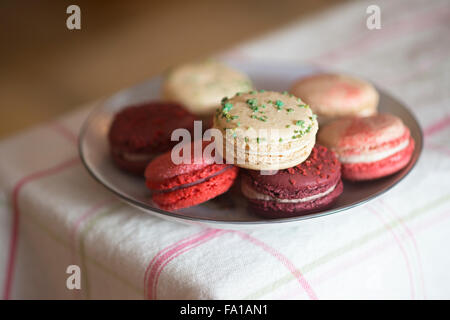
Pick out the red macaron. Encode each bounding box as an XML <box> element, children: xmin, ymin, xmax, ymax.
<box><xmin>145</xmin><ymin>141</ymin><xmax>239</xmax><ymax>210</ymax></box>
<box><xmin>108</xmin><ymin>101</ymin><xmax>196</xmax><ymax>175</ymax></box>
<box><xmin>318</xmin><ymin>113</ymin><xmax>415</xmax><ymax>181</ymax></box>
<box><xmin>241</xmin><ymin>145</ymin><xmax>343</xmax><ymax>218</ymax></box>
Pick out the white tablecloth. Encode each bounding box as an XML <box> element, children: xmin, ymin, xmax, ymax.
<box><xmin>1</xmin><ymin>0</ymin><xmax>449</xmax><ymax>299</ymax></box>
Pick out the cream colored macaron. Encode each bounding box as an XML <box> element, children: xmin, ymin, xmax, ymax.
<box><xmin>290</xmin><ymin>73</ymin><xmax>379</xmax><ymax>125</ymax></box>
<box><xmin>162</xmin><ymin>60</ymin><xmax>252</xmax><ymax>116</ymax></box>
<box><xmin>212</xmin><ymin>90</ymin><xmax>318</xmax><ymax>170</ymax></box>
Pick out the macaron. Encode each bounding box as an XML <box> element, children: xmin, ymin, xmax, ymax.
<box><xmin>290</xmin><ymin>73</ymin><xmax>379</xmax><ymax>125</ymax></box>
<box><xmin>145</xmin><ymin>141</ymin><xmax>239</xmax><ymax>210</ymax></box>
<box><xmin>162</xmin><ymin>60</ymin><xmax>252</xmax><ymax>116</ymax></box>
<box><xmin>318</xmin><ymin>113</ymin><xmax>415</xmax><ymax>181</ymax></box>
<box><xmin>108</xmin><ymin>101</ymin><xmax>196</xmax><ymax>175</ymax></box>
<box><xmin>241</xmin><ymin>145</ymin><xmax>343</xmax><ymax>218</ymax></box>
<box><xmin>212</xmin><ymin>90</ymin><xmax>319</xmax><ymax>170</ymax></box>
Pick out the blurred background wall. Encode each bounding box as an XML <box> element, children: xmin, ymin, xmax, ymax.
<box><xmin>0</xmin><ymin>0</ymin><xmax>348</xmax><ymax>139</ymax></box>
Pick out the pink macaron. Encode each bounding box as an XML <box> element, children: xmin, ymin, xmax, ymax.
<box><xmin>318</xmin><ymin>113</ymin><xmax>415</xmax><ymax>181</ymax></box>
<box><xmin>290</xmin><ymin>73</ymin><xmax>379</xmax><ymax>125</ymax></box>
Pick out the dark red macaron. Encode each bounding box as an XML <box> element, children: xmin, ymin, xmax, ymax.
<box><xmin>108</xmin><ymin>101</ymin><xmax>196</xmax><ymax>174</ymax></box>
<box><xmin>145</xmin><ymin>141</ymin><xmax>239</xmax><ymax>210</ymax></box>
<box><xmin>241</xmin><ymin>145</ymin><xmax>343</xmax><ymax>218</ymax></box>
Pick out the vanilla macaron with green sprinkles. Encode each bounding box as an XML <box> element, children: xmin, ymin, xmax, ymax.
<box><xmin>212</xmin><ymin>90</ymin><xmax>319</xmax><ymax>170</ymax></box>
<box><xmin>162</xmin><ymin>60</ymin><xmax>253</xmax><ymax>116</ymax></box>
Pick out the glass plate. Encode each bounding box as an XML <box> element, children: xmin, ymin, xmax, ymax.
<box><xmin>78</xmin><ymin>61</ymin><xmax>423</xmax><ymax>229</ymax></box>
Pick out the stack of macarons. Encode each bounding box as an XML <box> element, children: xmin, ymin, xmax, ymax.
<box><xmin>107</xmin><ymin>61</ymin><xmax>415</xmax><ymax>218</ymax></box>
<box><xmin>211</xmin><ymin>90</ymin><xmax>344</xmax><ymax>218</ymax></box>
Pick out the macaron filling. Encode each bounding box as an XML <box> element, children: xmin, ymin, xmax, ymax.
<box><xmin>112</xmin><ymin>149</ymin><xmax>155</xmax><ymax>162</ymax></box>
<box><xmin>242</xmin><ymin>179</ymin><xmax>338</xmax><ymax>203</ymax></box>
<box><xmin>339</xmin><ymin>138</ymin><xmax>410</xmax><ymax>164</ymax></box>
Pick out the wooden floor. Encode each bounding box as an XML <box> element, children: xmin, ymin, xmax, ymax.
<box><xmin>0</xmin><ymin>0</ymin><xmax>347</xmax><ymax>139</ymax></box>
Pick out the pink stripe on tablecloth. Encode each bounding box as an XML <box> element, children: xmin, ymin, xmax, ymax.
<box><xmin>69</xmin><ymin>199</ymin><xmax>115</xmax><ymax>248</ymax></box>
<box><xmin>235</xmin><ymin>231</ymin><xmax>318</xmax><ymax>300</ymax></box>
<box><xmin>313</xmin><ymin>5</ymin><xmax>450</xmax><ymax>65</ymax></box>
<box><xmin>151</xmin><ymin>230</ymin><xmax>227</xmax><ymax>299</ymax></box>
<box><xmin>2</xmin><ymin>157</ymin><xmax>80</xmax><ymax>300</ymax></box>
<box><xmin>424</xmin><ymin>115</ymin><xmax>450</xmax><ymax>138</ymax></box>
<box><xmin>2</xmin><ymin>122</ymin><xmax>80</xmax><ymax>300</ymax></box>
<box><xmin>50</xmin><ymin>122</ymin><xmax>79</xmax><ymax>145</ymax></box>
<box><xmin>143</xmin><ymin>229</ymin><xmax>218</xmax><ymax>298</ymax></box>
<box><xmin>147</xmin><ymin>229</ymin><xmax>224</xmax><ymax>299</ymax></box>
<box><xmin>281</xmin><ymin>207</ymin><xmax>450</xmax><ymax>299</ymax></box>
<box><xmin>368</xmin><ymin>206</ymin><xmax>415</xmax><ymax>299</ymax></box>
<box><xmin>426</xmin><ymin>142</ymin><xmax>450</xmax><ymax>157</ymax></box>
<box><xmin>379</xmin><ymin>199</ymin><xmax>426</xmax><ymax>299</ymax></box>
<box><xmin>147</xmin><ymin>229</ymin><xmax>318</xmax><ymax>300</ymax></box>
<box><xmin>69</xmin><ymin>198</ymin><xmax>114</xmax><ymax>299</ymax></box>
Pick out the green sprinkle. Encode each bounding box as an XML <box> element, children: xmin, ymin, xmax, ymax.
<box><xmin>285</xmin><ymin>125</ymin><xmax>291</xmax><ymax>128</ymax></box>
<box><xmin>247</xmin><ymin>98</ymin><xmax>258</xmax><ymax>106</ymax></box>
<box><xmin>276</xmin><ymin>105</ymin><xmax>282</xmax><ymax>111</ymax></box>
<box><xmin>232</xmin><ymin>115</ymin><xmax>239</xmax><ymax>120</ymax></box>
<box><xmin>250</xmin><ymin>90</ymin><xmax>257</xmax><ymax>94</ymax></box>
<box><xmin>236</xmin><ymin>122</ymin><xmax>241</xmax><ymax>127</ymax></box>
<box><xmin>296</xmin><ymin>120</ymin><xmax>305</xmax><ymax>127</ymax></box>
<box><xmin>221</xmin><ymin>97</ymin><xmax>228</xmax><ymax>103</ymax></box>
<box><xmin>245</xmin><ymin>137</ymin><xmax>249</xmax><ymax>143</ymax></box>
<box><xmin>259</xmin><ymin>89</ymin><xmax>266</xmax><ymax>93</ymax></box>
<box><xmin>236</xmin><ymin>92</ymin><xmax>242</xmax><ymax>96</ymax></box>
<box><xmin>232</xmin><ymin>132</ymin><xmax>237</xmax><ymax>138</ymax></box>
<box><xmin>298</xmin><ymin>104</ymin><xmax>307</xmax><ymax>108</ymax></box>
<box><xmin>279</xmin><ymin>138</ymin><xmax>283</xmax><ymax>142</ymax></box>
<box><xmin>282</xmin><ymin>91</ymin><xmax>289</xmax><ymax>95</ymax></box>
<box><xmin>261</xmin><ymin>104</ymin><xmax>266</xmax><ymax>108</ymax></box>
<box><xmin>286</xmin><ymin>108</ymin><xmax>294</xmax><ymax>113</ymax></box>
<box><xmin>223</xmin><ymin>102</ymin><xmax>233</xmax><ymax>111</ymax></box>
<box><xmin>275</xmin><ymin>100</ymin><xmax>284</xmax><ymax>107</ymax></box>
<box><xmin>251</xmin><ymin>115</ymin><xmax>257</xmax><ymax>119</ymax></box>
<box><xmin>257</xmin><ymin>137</ymin><xmax>260</xmax><ymax>144</ymax></box>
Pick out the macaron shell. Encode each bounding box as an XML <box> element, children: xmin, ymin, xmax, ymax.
<box><xmin>243</xmin><ymin>145</ymin><xmax>341</xmax><ymax>200</ymax></box>
<box><xmin>145</xmin><ymin>141</ymin><xmax>219</xmax><ymax>189</ymax></box>
<box><xmin>290</xmin><ymin>73</ymin><xmax>378</xmax><ymax>121</ymax></box>
<box><xmin>109</xmin><ymin>102</ymin><xmax>196</xmax><ymax>153</ymax></box>
<box><xmin>213</xmin><ymin>91</ymin><xmax>318</xmax><ymax>170</ymax></box>
<box><xmin>163</xmin><ymin>60</ymin><xmax>252</xmax><ymax>116</ymax></box>
<box><xmin>248</xmin><ymin>180</ymin><xmax>343</xmax><ymax>219</ymax></box>
<box><xmin>152</xmin><ymin>166</ymin><xmax>239</xmax><ymax>210</ymax></box>
<box><xmin>342</xmin><ymin>137</ymin><xmax>415</xmax><ymax>181</ymax></box>
<box><xmin>108</xmin><ymin>101</ymin><xmax>196</xmax><ymax>174</ymax></box>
